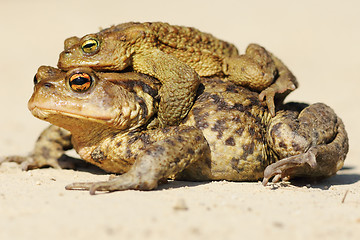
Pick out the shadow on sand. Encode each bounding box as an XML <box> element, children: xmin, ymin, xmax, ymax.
<box><xmin>60</xmin><ymin>155</ymin><xmax>360</xmax><ymax>191</ymax></box>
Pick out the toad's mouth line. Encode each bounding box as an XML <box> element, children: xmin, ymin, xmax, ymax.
<box><xmin>29</xmin><ymin>105</ymin><xmax>112</xmax><ymax>123</ymax></box>
<box><xmin>57</xmin><ymin>56</ymin><xmax>117</xmax><ymax>71</ymax></box>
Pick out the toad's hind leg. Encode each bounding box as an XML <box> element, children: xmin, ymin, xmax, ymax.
<box><xmin>223</xmin><ymin>44</ymin><xmax>298</xmax><ymax>116</ymax></box>
<box><xmin>223</xmin><ymin>44</ymin><xmax>277</xmax><ymax>91</ymax></box>
<box><xmin>263</xmin><ymin>103</ymin><xmax>349</xmax><ymax>185</ymax></box>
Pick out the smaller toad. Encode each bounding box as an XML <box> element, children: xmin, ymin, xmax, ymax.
<box><xmin>58</xmin><ymin>22</ymin><xmax>297</xmax><ymax>126</ymax></box>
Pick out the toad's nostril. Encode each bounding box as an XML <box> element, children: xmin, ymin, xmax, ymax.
<box><xmin>43</xmin><ymin>83</ymin><xmax>53</xmax><ymax>89</ymax></box>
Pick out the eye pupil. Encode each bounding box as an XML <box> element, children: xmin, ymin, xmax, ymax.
<box><xmin>81</xmin><ymin>39</ymin><xmax>99</xmax><ymax>54</ymax></box>
<box><xmin>72</xmin><ymin>76</ymin><xmax>88</xmax><ymax>85</ymax></box>
<box><xmin>69</xmin><ymin>73</ymin><xmax>92</xmax><ymax>92</ymax></box>
<box><xmin>84</xmin><ymin>42</ymin><xmax>96</xmax><ymax>49</ymax></box>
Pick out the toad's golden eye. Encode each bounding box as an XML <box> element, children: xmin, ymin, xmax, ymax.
<box><xmin>69</xmin><ymin>73</ymin><xmax>93</xmax><ymax>92</ymax></box>
<box><xmin>81</xmin><ymin>38</ymin><xmax>99</xmax><ymax>54</ymax></box>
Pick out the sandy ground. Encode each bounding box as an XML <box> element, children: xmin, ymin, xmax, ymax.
<box><xmin>0</xmin><ymin>0</ymin><xmax>359</xmax><ymax>239</ymax></box>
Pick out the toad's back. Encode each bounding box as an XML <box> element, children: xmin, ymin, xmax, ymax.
<box><xmin>101</xmin><ymin>22</ymin><xmax>239</xmax><ymax>75</ymax></box>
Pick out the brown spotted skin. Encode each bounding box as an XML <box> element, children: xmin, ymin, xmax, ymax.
<box><xmin>179</xmin><ymin>78</ymin><xmax>272</xmax><ymax>181</ymax></box>
<box><xmin>58</xmin><ymin>22</ymin><xmax>298</xmax><ymax>123</ymax></box>
<box><xmin>18</xmin><ymin>66</ymin><xmax>348</xmax><ymax>194</ymax></box>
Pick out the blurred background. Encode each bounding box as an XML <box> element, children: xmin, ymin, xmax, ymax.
<box><xmin>0</xmin><ymin>0</ymin><xmax>359</xmax><ymax>166</ymax></box>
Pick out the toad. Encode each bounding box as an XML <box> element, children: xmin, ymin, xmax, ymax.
<box><xmin>58</xmin><ymin>22</ymin><xmax>297</xmax><ymax>126</ymax></box>
<box><xmin>17</xmin><ymin>66</ymin><xmax>348</xmax><ymax>194</ymax></box>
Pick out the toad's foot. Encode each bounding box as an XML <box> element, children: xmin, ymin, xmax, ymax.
<box><xmin>0</xmin><ymin>155</ymin><xmax>36</xmax><ymax>170</ymax></box>
<box><xmin>262</xmin><ymin>147</ymin><xmax>318</xmax><ymax>186</ymax></box>
<box><xmin>259</xmin><ymin>76</ymin><xmax>297</xmax><ymax>116</ymax></box>
<box><xmin>0</xmin><ymin>154</ymin><xmax>81</xmax><ymax>171</ymax></box>
<box><xmin>259</xmin><ymin>52</ymin><xmax>298</xmax><ymax>116</ymax></box>
<box><xmin>65</xmin><ymin>173</ymin><xmax>158</xmax><ymax>195</ymax></box>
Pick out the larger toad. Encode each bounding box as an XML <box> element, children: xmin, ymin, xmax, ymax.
<box><xmin>58</xmin><ymin>22</ymin><xmax>298</xmax><ymax>126</ymax></box>
<box><xmin>17</xmin><ymin>66</ymin><xmax>348</xmax><ymax>194</ymax></box>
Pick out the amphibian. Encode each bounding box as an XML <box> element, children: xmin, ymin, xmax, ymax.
<box><xmin>21</xmin><ymin>66</ymin><xmax>348</xmax><ymax>194</ymax></box>
<box><xmin>58</xmin><ymin>22</ymin><xmax>298</xmax><ymax>125</ymax></box>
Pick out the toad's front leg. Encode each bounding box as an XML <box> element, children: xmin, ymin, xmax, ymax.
<box><xmin>1</xmin><ymin>125</ymin><xmax>73</xmax><ymax>170</ymax></box>
<box><xmin>66</xmin><ymin>126</ymin><xmax>210</xmax><ymax>194</ymax></box>
<box><xmin>132</xmin><ymin>49</ymin><xmax>200</xmax><ymax>127</ymax></box>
